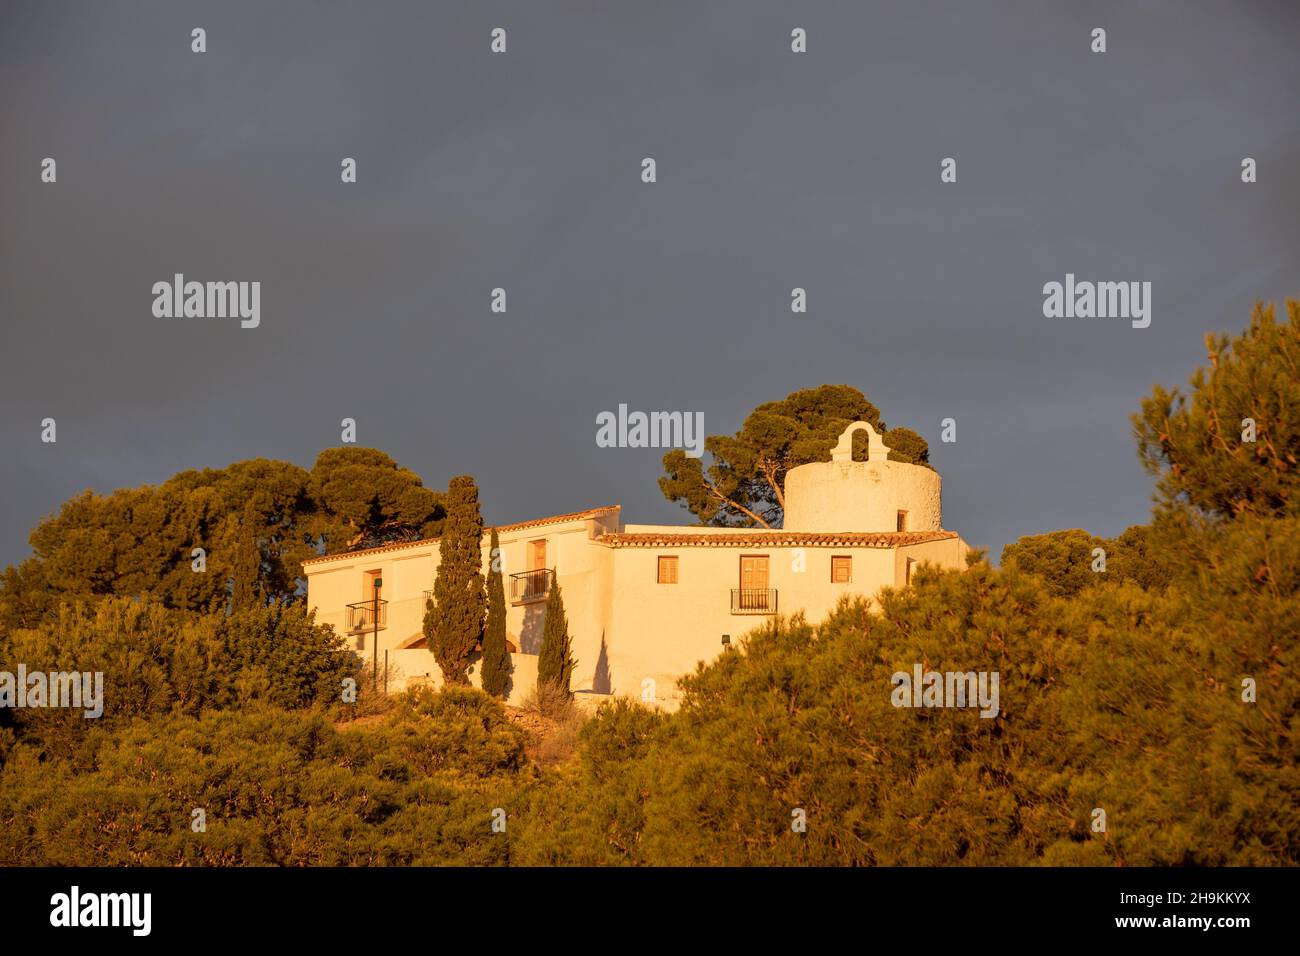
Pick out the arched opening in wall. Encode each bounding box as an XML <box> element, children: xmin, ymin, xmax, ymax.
<box><xmin>830</xmin><ymin>420</ymin><xmax>891</xmax><ymax>465</ymax></box>
<box><xmin>851</xmin><ymin>428</ymin><xmax>872</xmax><ymax>461</ymax></box>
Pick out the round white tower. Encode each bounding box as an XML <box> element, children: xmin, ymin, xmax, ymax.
<box><xmin>782</xmin><ymin>421</ymin><xmax>942</xmax><ymax>532</ymax></box>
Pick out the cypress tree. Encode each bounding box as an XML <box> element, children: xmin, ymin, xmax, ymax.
<box><xmin>424</xmin><ymin>475</ymin><xmax>485</xmax><ymax>684</ymax></box>
<box><xmin>480</xmin><ymin>528</ymin><xmax>510</xmax><ymax>697</ymax></box>
<box><xmin>536</xmin><ymin>578</ymin><xmax>575</xmax><ymax>698</ymax></box>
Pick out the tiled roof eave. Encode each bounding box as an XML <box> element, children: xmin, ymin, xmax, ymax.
<box><xmin>301</xmin><ymin>504</ymin><xmax>620</xmax><ymax>566</ymax></box>
<box><xmin>595</xmin><ymin>530</ymin><xmax>958</xmax><ymax>548</ymax></box>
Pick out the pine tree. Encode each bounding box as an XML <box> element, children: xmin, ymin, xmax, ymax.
<box><xmin>425</xmin><ymin>475</ymin><xmax>485</xmax><ymax>684</ymax></box>
<box><xmin>230</xmin><ymin>502</ymin><xmax>262</xmax><ymax>611</ymax></box>
<box><xmin>1134</xmin><ymin>299</ymin><xmax>1300</xmax><ymax>522</ymax></box>
<box><xmin>658</xmin><ymin>384</ymin><xmax>931</xmax><ymax>529</ymax></box>
<box><xmin>480</xmin><ymin>528</ymin><xmax>510</xmax><ymax>697</ymax></box>
<box><xmin>536</xmin><ymin>579</ymin><xmax>575</xmax><ymax>698</ymax></box>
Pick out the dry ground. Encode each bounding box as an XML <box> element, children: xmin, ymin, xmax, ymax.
<box><xmin>333</xmin><ymin>699</ymin><xmax>592</xmax><ymax>769</ymax></box>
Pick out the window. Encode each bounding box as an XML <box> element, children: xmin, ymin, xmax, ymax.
<box><xmin>736</xmin><ymin>555</ymin><xmax>772</xmax><ymax>612</ymax></box>
<box><xmin>349</xmin><ymin>570</ymin><xmax>386</xmax><ymax>641</ymax></box>
<box><xmin>529</xmin><ymin>539</ymin><xmax>548</xmax><ymax>572</ymax></box>
<box><xmin>896</xmin><ymin>510</ymin><xmax>908</xmax><ymax>532</ymax></box>
<box><xmin>657</xmin><ymin>555</ymin><xmax>679</xmax><ymax>584</ymax></box>
<box><xmin>831</xmin><ymin>556</ymin><xmax>852</xmax><ymax>583</ymax></box>
<box><xmin>739</xmin><ymin>555</ymin><xmax>769</xmax><ymax>591</ymax></box>
<box><xmin>905</xmin><ymin>557</ymin><xmax>916</xmax><ymax>586</ymax></box>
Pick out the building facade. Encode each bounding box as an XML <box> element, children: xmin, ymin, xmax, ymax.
<box><xmin>303</xmin><ymin>422</ymin><xmax>970</xmax><ymax>708</ymax></box>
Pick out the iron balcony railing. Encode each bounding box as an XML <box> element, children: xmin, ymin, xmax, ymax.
<box><xmin>346</xmin><ymin>598</ymin><xmax>388</xmax><ymax>633</ymax></box>
<box><xmin>510</xmin><ymin>568</ymin><xmax>553</xmax><ymax>604</ymax></box>
<box><xmin>422</xmin><ymin>589</ymin><xmax>433</xmax><ymax>606</ymax></box>
<box><xmin>731</xmin><ymin>588</ymin><xmax>777</xmax><ymax>614</ymax></box>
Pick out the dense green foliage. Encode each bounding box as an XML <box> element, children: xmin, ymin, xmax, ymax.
<box><xmin>536</xmin><ymin>580</ymin><xmax>575</xmax><ymax>699</ymax></box>
<box><xmin>1134</xmin><ymin>299</ymin><xmax>1299</xmax><ymax>522</ymax></box>
<box><xmin>519</xmin><ymin>510</ymin><xmax>1296</xmax><ymax>864</ymax></box>
<box><xmin>309</xmin><ymin>447</ymin><xmax>446</xmax><ymax>551</ymax></box>
<box><xmin>424</xmin><ymin>476</ymin><xmax>486</xmax><ymax>685</ymax></box>
<box><xmin>6</xmin><ymin>518</ymin><xmax>1292</xmax><ymax>865</ymax></box>
<box><xmin>0</xmin><ymin>447</ymin><xmax>445</xmax><ymax>627</ymax></box>
<box><xmin>0</xmin><ymin>596</ymin><xmax>355</xmax><ymax>766</ymax></box>
<box><xmin>2</xmin><ymin>302</ymin><xmax>1297</xmax><ymax>866</ymax></box>
<box><xmin>659</xmin><ymin>384</ymin><xmax>930</xmax><ymax>528</ymax></box>
<box><xmin>480</xmin><ymin>529</ymin><xmax>510</xmax><ymax>698</ymax></box>
<box><xmin>1000</xmin><ymin>524</ymin><xmax>1171</xmax><ymax>596</ymax></box>
<box><xmin>0</xmin><ymin>687</ymin><xmax>526</xmax><ymax>865</ymax></box>
<box><xmin>19</xmin><ymin>458</ymin><xmax>315</xmax><ymax>616</ymax></box>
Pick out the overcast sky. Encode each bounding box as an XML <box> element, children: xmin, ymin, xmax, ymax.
<box><xmin>2</xmin><ymin>0</ymin><xmax>1298</xmax><ymax>569</ymax></box>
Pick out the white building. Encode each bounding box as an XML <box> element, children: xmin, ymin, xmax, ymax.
<box><xmin>304</xmin><ymin>422</ymin><xmax>970</xmax><ymax>708</ymax></box>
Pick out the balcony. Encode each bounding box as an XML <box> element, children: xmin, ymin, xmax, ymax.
<box><xmin>731</xmin><ymin>588</ymin><xmax>777</xmax><ymax>615</ymax></box>
<box><xmin>346</xmin><ymin>598</ymin><xmax>388</xmax><ymax>633</ymax></box>
<box><xmin>510</xmin><ymin>568</ymin><xmax>553</xmax><ymax>605</ymax></box>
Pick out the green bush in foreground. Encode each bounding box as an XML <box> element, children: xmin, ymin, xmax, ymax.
<box><xmin>1</xmin><ymin>302</ymin><xmax>1295</xmax><ymax>866</ymax></box>
<box><xmin>510</xmin><ymin>518</ymin><xmax>1295</xmax><ymax>865</ymax></box>
<box><xmin>0</xmin><ymin>686</ymin><xmax>527</xmax><ymax>866</ymax></box>
<box><xmin>1</xmin><ymin>523</ymin><xmax>1294</xmax><ymax>866</ymax></box>
<box><xmin>1</xmin><ymin>596</ymin><xmax>355</xmax><ymax>764</ymax></box>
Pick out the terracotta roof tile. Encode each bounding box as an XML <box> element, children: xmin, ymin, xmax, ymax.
<box><xmin>301</xmin><ymin>505</ymin><xmax>620</xmax><ymax>567</ymax></box>
<box><xmin>595</xmin><ymin>530</ymin><xmax>958</xmax><ymax>549</ymax></box>
<box><xmin>497</xmin><ymin>505</ymin><xmax>620</xmax><ymax>533</ymax></box>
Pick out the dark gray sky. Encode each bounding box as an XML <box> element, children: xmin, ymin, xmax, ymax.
<box><xmin>2</xmin><ymin>0</ymin><xmax>1298</xmax><ymax>569</ymax></box>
